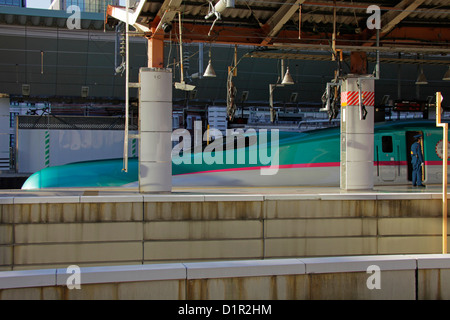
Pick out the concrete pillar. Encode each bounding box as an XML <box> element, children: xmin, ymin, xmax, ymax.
<box><xmin>340</xmin><ymin>75</ymin><xmax>375</xmax><ymax>190</ymax></box>
<box><xmin>0</xmin><ymin>96</ymin><xmax>10</xmax><ymax>171</ymax></box>
<box><xmin>138</xmin><ymin>68</ymin><xmax>172</xmax><ymax>193</ymax></box>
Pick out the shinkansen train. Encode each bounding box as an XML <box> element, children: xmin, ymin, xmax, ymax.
<box><xmin>21</xmin><ymin>120</ymin><xmax>450</xmax><ymax>189</ymax></box>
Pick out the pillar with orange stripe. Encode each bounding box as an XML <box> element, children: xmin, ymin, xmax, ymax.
<box><xmin>340</xmin><ymin>76</ymin><xmax>375</xmax><ymax>190</ymax></box>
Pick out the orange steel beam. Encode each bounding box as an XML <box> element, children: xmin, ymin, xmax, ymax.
<box><xmin>385</xmin><ymin>26</ymin><xmax>450</xmax><ymax>44</ymax></box>
<box><xmin>107</xmin><ymin>6</ymin><xmax>449</xmax><ymax>49</ymax></box>
<box><xmin>163</xmin><ymin>23</ymin><xmax>450</xmax><ymax>48</ymax></box>
<box><xmin>168</xmin><ymin>23</ymin><xmax>346</xmax><ymax>46</ymax></box>
<box><xmin>147</xmin><ymin>25</ymin><xmax>165</xmax><ymax>68</ymax></box>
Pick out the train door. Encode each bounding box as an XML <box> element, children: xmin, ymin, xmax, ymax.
<box><xmin>406</xmin><ymin>131</ymin><xmax>424</xmax><ymax>182</ymax></box>
<box><xmin>376</xmin><ymin>135</ymin><xmax>399</xmax><ymax>181</ymax></box>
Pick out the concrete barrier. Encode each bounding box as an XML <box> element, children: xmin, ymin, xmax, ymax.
<box><xmin>1</xmin><ymin>254</ymin><xmax>450</xmax><ymax>300</ymax></box>
<box><xmin>1</xmin><ymin>192</ymin><xmax>449</xmax><ymax>270</ymax></box>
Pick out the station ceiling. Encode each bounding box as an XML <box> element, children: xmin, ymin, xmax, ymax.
<box><xmin>107</xmin><ymin>0</ymin><xmax>450</xmax><ymax>54</ymax></box>
<box><xmin>0</xmin><ymin>3</ymin><xmax>448</xmax><ymax>106</ymax></box>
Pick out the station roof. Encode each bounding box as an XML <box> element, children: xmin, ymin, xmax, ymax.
<box><xmin>0</xmin><ymin>2</ymin><xmax>447</xmax><ymax>103</ymax></box>
<box><xmin>107</xmin><ymin>0</ymin><xmax>450</xmax><ymax>54</ymax></box>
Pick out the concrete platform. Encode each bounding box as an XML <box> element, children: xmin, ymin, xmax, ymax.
<box><xmin>0</xmin><ymin>184</ymin><xmax>449</xmax><ymax>271</ymax></box>
<box><xmin>1</xmin><ymin>254</ymin><xmax>450</xmax><ymax>299</ymax></box>
<box><xmin>0</xmin><ymin>183</ymin><xmax>446</xmax><ymax>198</ymax></box>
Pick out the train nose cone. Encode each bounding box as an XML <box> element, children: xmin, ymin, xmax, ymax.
<box><xmin>21</xmin><ymin>171</ymin><xmax>41</xmax><ymax>189</ymax></box>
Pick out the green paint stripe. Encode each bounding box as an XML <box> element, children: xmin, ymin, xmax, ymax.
<box><xmin>45</xmin><ymin>131</ymin><xmax>50</xmax><ymax>167</ymax></box>
<box><xmin>132</xmin><ymin>139</ymin><xmax>137</xmax><ymax>156</ymax></box>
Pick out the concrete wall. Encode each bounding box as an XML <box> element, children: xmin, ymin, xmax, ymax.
<box><xmin>1</xmin><ymin>254</ymin><xmax>450</xmax><ymax>300</ymax></box>
<box><xmin>0</xmin><ymin>193</ymin><xmax>449</xmax><ymax>270</ymax></box>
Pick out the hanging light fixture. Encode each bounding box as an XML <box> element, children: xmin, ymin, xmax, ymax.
<box><xmin>174</xmin><ymin>11</ymin><xmax>195</xmax><ymax>91</ymax></box>
<box><xmin>443</xmin><ymin>66</ymin><xmax>450</xmax><ymax>81</ymax></box>
<box><xmin>415</xmin><ymin>65</ymin><xmax>428</xmax><ymax>85</ymax></box>
<box><xmin>281</xmin><ymin>67</ymin><xmax>294</xmax><ymax>85</ymax></box>
<box><xmin>203</xmin><ymin>49</ymin><xmax>216</xmax><ymax>78</ymax></box>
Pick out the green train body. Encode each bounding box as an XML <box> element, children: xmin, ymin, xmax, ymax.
<box><xmin>22</xmin><ymin>120</ymin><xmax>449</xmax><ymax>189</ymax></box>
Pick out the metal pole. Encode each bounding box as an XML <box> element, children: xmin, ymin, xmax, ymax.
<box><xmin>332</xmin><ymin>0</ymin><xmax>336</xmax><ymax>61</ymax></box>
<box><xmin>123</xmin><ymin>0</ymin><xmax>130</xmax><ymax>172</ymax></box>
<box><xmin>444</xmin><ymin>122</ymin><xmax>448</xmax><ymax>254</ymax></box>
<box><xmin>375</xmin><ymin>29</ymin><xmax>380</xmax><ymax>79</ymax></box>
<box><xmin>178</xmin><ymin>11</ymin><xmax>184</xmax><ymax>83</ymax></box>
<box><xmin>298</xmin><ymin>4</ymin><xmax>302</xmax><ymax>40</ymax></box>
<box><xmin>269</xmin><ymin>84</ymin><xmax>275</xmax><ymax>123</ymax></box>
<box><xmin>436</xmin><ymin>91</ymin><xmax>447</xmax><ymax>254</ymax></box>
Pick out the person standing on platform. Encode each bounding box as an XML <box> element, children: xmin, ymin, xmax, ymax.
<box><xmin>411</xmin><ymin>134</ymin><xmax>425</xmax><ymax>187</ymax></box>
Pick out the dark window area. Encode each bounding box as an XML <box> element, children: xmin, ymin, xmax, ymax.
<box><xmin>0</xmin><ymin>0</ymin><xmax>24</xmax><ymax>7</ymax></box>
<box><xmin>382</xmin><ymin>136</ymin><xmax>393</xmax><ymax>153</ymax></box>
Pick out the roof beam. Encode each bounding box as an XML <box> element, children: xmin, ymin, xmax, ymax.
<box><xmin>380</xmin><ymin>0</ymin><xmax>427</xmax><ymax>35</ymax></box>
<box><xmin>260</xmin><ymin>0</ymin><xmax>306</xmax><ymax>45</ymax></box>
<box><xmin>273</xmin><ymin>42</ymin><xmax>450</xmax><ymax>55</ymax></box>
<box><xmin>107</xmin><ymin>1</ymin><xmax>149</xmax><ymax>32</ymax></box>
<box><xmin>246</xmin><ymin>50</ymin><xmax>450</xmax><ymax>65</ymax></box>
<box><xmin>151</xmin><ymin>0</ymin><xmax>184</xmax><ymax>29</ymax></box>
<box><xmin>359</xmin><ymin>0</ymin><xmax>428</xmax><ymax>47</ymax></box>
<box><xmin>161</xmin><ymin>20</ymin><xmax>449</xmax><ymax>50</ymax></box>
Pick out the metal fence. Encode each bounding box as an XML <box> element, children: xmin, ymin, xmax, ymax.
<box><xmin>18</xmin><ymin>115</ymin><xmax>138</xmax><ymax>131</ymax></box>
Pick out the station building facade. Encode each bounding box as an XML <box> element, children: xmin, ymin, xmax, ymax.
<box><xmin>49</xmin><ymin>0</ymin><xmax>119</xmax><ymax>13</ymax></box>
<box><xmin>0</xmin><ymin>0</ymin><xmax>26</xmax><ymax>7</ymax></box>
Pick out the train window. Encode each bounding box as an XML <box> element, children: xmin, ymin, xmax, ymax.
<box><xmin>382</xmin><ymin>136</ymin><xmax>393</xmax><ymax>153</ymax></box>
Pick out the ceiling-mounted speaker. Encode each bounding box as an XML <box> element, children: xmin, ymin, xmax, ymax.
<box><xmin>162</xmin><ymin>22</ymin><xmax>172</xmax><ymax>33</ymax></box>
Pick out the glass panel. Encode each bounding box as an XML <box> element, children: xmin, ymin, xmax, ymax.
<box><xmin>381</xmin><ymin>136</ymin><xmax>393</xmax><ymax>153</ymax></box>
